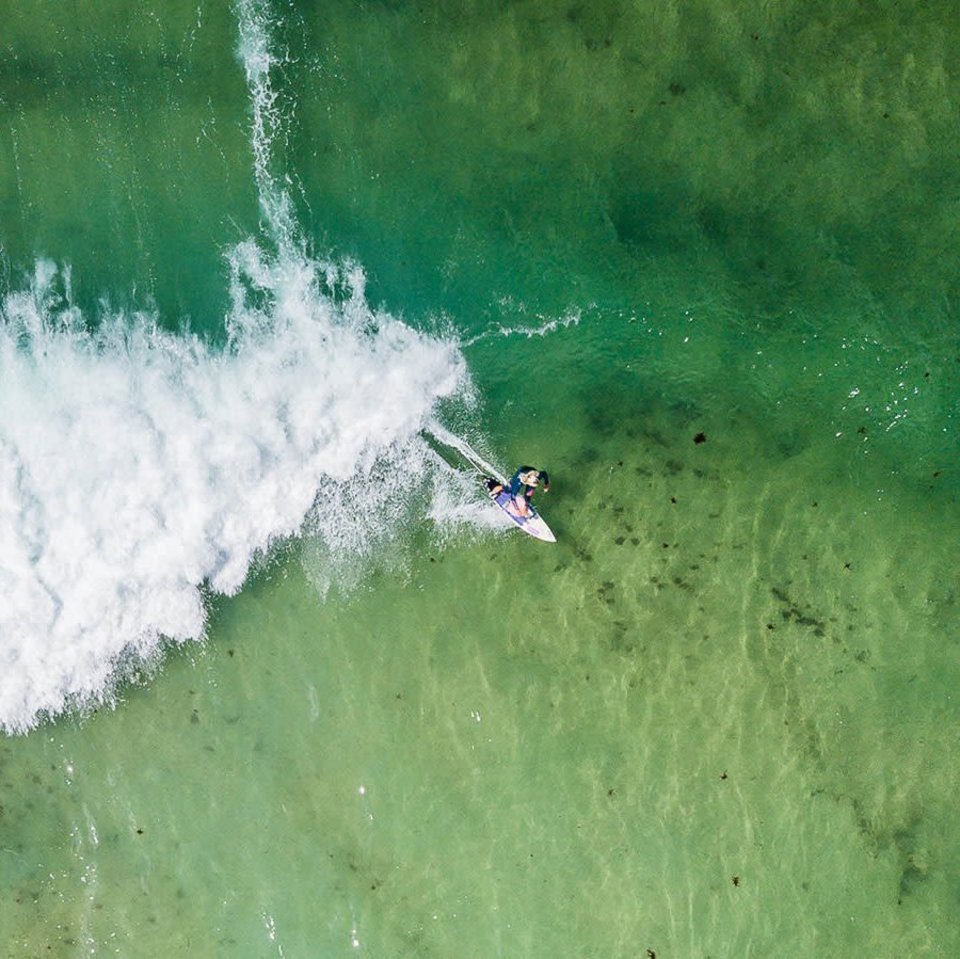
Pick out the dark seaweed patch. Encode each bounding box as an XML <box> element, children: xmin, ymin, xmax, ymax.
<box><xmin>771</xmin><ymin>586</ymin><xmax>826</xmax><ymax>635</ymax></box>
<box><xmin>607</xmin><ymin>620</ymin><xmax>635</xmax><ymax>654</ymax></box>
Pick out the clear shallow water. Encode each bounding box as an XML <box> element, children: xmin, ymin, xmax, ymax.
<box><xmin>1</xmin><ymin>0</ymin><xmax>959</xmax><ymax>956</ymax></box>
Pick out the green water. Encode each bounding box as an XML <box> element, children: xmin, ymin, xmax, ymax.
<box><xmin>2</xmin><ymin>0</ymin><xmax>959</xmax><ymax>956</ymax></box>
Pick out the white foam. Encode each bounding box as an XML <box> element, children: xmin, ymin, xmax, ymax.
<box><xmin>0</xmin><ymin>0</ymin><xmax>490</xmax><ymax>733</ymax></box>
<box><xmin>0</xmin><ymin>248</ymin><xmax>466</xmax><ymax>733</ymax></box>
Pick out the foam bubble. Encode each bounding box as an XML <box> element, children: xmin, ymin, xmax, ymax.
<box><xmin>0</xmin><ymin>249</ymin><xmax>467</xmax><ymax>733</ymax></box>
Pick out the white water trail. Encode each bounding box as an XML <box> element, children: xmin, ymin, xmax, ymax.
<box><xmin>461</xmin><ymin>307</ymin><xmax>582</xmax><ymax>348</ymax></box>
<box><xmin>235</xmin><ymin>0</ymin><xmax>299</xmax><ymax>248</ymax></box>
<box><xmin>424</xmin><ymin>418</ymin><xmax>506</xmax><ymax>484</ymax></box>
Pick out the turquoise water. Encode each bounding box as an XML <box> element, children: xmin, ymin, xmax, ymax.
<box><xmin>1</xmin><ymin>0</ymin><xmax>958</xmax><ymax>956</ymax></box>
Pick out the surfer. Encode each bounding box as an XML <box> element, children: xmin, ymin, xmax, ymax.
<box><xmin>487</xmin><ymin>466</ymin><xmax>550</xmax><ymax>517</ymax></box>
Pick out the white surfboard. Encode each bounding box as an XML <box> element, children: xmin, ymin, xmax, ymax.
<box><xmin>489</xmin><ymin>487</ymin><xmax>556</xmax><ymax>543</ymax></box>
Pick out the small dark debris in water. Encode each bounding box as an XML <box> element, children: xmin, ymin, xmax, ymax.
<box><xmin>584</xmin><ymin>36</ymin><xmax>613</xmax><ymax>51</ymax></box>
<box><xmin>694</xmin><ymin>432</ymin><xmax>707</xmax><ymax>444</ymax></box>
<box><xmin>136</xmin><ymin>828</ymin><xmax>144</xmax><ymax>836</ymax></box>
<box><xmin>732</xmin><ymin>875</ymin><xmax>741</xmax><ymax>887</ymax></box>
<box><xmin>811</xmin><ymin>501</ymin><xmax>818</xmax><ymax>507</ymax></box>
<box><xmin>883</xmin><ymin>111</ymin><xmax>890</xmax><ymax>119</ymax></box>
<box><xmin>607</xmin><ymin>788</ymin><xmax>616</xmax><ymax>797</ymax></box>
<box><xmin>671</xmin><ymin>496</ymin><xmax>677</xmax><ymax>504</ymax></box>
<box><xmin>933</xmin><ymin>470</ymin><xmax>942</xmax><ymax>478</ymax></box>
<box><xmin>720</xmin><ymin>771</ymin><xmax>728</xmax><ymax>780</ymax></box>
<box><xmin>429</xmin><ymin>557</ymin><xmax>436</xmax><ymax>562</ymax></box>
<box><xmin>648</xmin><ymin>950</ymin><xmax>657</xmax><ymax>959</ymax></box>
<box><xmin>767</xmin><ymin>623</ymin><xmax>775</xmax><ymax>630</ymax></box>
<box><xmin>617</xmin><ymin>460</ymin><xmax>624</xmax><ymax>466</ymax></box>
<box><xmin>662</xmin><ymin>542</ymin><xmax>670</xmax><ymax>549</ymax></box>
<box><xmin>228</xmin><ymin>649</ymin><xmax>234</xmax><ymax>657</ymax></box>
<box><xmin>844</xmin><ymin>562</ymin><xmax>851</xmax><ymax>570</ymax></box>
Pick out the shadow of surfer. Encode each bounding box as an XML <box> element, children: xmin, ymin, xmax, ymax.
<box><xmin>486</xmin><ymin>466</ymin><xmax>550</xmax><ymax>518</ymax></box>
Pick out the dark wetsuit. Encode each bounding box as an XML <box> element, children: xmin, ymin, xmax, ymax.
<box><xmin>507</xmin><ymin>466</ymin><xmax>550</xmax><ymax>505</ymax></box>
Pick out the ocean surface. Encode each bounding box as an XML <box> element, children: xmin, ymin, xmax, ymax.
<box><xmin>1</xmin><ymin>0</ymin><xmax>958</xmax><ymax>955</ymax></box>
